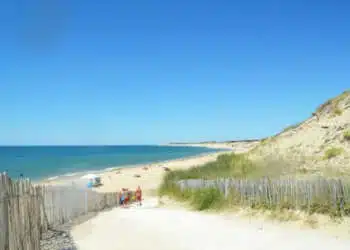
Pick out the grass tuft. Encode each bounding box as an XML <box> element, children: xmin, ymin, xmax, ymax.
<box><xmin>333</xmin><ymin>108</ymin><xmax>343</xmax><ymax>116</ymax></box>
<box><xmin>191</xmin><ymin>188</ymin><xmax>225</xmax><ymax>210</ymax></box>
<box><xmin>344</xmin><ymin>130</ymin><xmax>350</xmax><ymax>141</ymax></box>
<box><xmin>316</xmin><ymin>90</ymin><xmax>349</xmax><ymax>116</ymax></box>
<box><xmin>323</xmin><ymin>147</ymin><xmax>343</xmax><ymax>160</ymax></box>
<box><xmin>282</xmin><ymin>122</ymin><xmax>301</xmax><ymax>133</ymax></box>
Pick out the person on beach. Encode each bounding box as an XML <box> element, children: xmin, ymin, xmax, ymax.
<box><xmin>135</xmin><ymin>186</ymin><xmax>142</xmax><ymax>206</ymax></box>
<box><xmin>120</xmin><ymin>190</ymin><xmax>125</xmax><ymax>207</ymax></box>
<box><xmin>124</xmin><ymin>190</ymin><xmax>130</xmax><ymax>206</ymax></box>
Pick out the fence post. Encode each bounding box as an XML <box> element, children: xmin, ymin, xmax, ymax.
<box><xmin>0</xmin><ymin>173</ymin><xmax>9</xmax><ymax>250</ymax></box>
<box><xmin>224</xmin><ymin>179</ymin><xmax>229</xmax><ymax>198</ymax></box>
<box><xmin>84</xmin><ymin>191</ymin><xmax>88</xmax><ymax>214</ymax></box>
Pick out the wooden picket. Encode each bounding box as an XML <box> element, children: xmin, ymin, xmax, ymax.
<box><xmin>178</xmin><ymin>177</ymin><xmax>350</xmax><ymax>214</ymax></box>
<box><xmin>0</xmin><ymin>173</ymin><xmax>125</xmax><ymax>250</ymax></box>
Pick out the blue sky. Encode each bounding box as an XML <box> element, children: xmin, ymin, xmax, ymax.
<box><xmin>0</xmin><ymin>0</ymin><xmax>349</xmax><ymax>145</ymax></box>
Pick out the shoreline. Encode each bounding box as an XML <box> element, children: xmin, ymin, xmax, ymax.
<box><xmin>38</xmin><ymin>144</ymin><xmax>232</xmax><ymax>189</ymax></box>
<box><xmin>26</xmin><ymin>145</ymin><xmax>223</xmax><ymax>184</ymax></box>
<box><xmin>39</xmin><ymin>144</ymin><xmax>235</xmax><ymax>193</ymax></box>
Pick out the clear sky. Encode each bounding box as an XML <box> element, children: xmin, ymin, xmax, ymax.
<box><xmin>0</xmin><ymin>0</ymin><xmax>349</xmax><ymax>145</ymax></box>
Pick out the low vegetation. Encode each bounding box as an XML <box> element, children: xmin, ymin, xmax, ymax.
<box><xmin>159</xmin><ymin>153</ymin><xmax>285</xmax><ymax>183</ymax></box>
<box><xmin>159</xmin><ymin>91</ymin><xmax>350</xmax><ymax>220</ymax></box>
<box><xmin>333</xmin><ymin>108</ymin><xmax>343</xmax><ymax>116</ymax></box>
<box><xmin>159</xmin><ymin>153</ymin><xmax>271</xmax><ymax>210</ymax></box>
<box><xmin>344</xmin><ymin>130</ymin><xmax>350</xmax><ymax>141</ymax></box>
<box><xmin>281</xmin><ymin>122</ymin><xmax>302</xmax><ymax>133</ymax></box>
<box><xmin>323</xmin><ymin>147</ymin><xmax>343</xmax><ymax>160</ymax></box>
<box><xmin>159</xmin><ymin>153</ymin><xmax>350</xmax><ymax>218</ymax></box>
<box><xmin>260</xmin><ymin>137</ymin><xmax>277</xmax><ymax>146</ymax></box>
<box><xmin>316</xmin><ymin>90</ymin><xmax>349</xmax><ymax>116</ymax></box>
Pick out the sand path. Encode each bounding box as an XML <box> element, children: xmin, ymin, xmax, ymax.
<box><xmin>71</xmin><ymin>198</ymin><xmax>350</xmax><ymax>250</ymax></box>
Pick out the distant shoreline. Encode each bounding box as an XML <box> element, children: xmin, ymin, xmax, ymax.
<box><xmin>38</xmin><ymin>142</ymin><xmax>260</xmax><ymax>192</ymax></box>
<box><xmin>169</xmin><ymin>139</ymin><xmax>261</xmax><ymax>144</ymax></box>
<box><xmin>41</xmin><ymin>150</ymin><xmax>232</xmax><ymax>193</ymax></box>
<box><xmin>35</xmin><ymin>145</ymin><xmax>230</xmax><ymax>186</ymax></box>
<box><xmin>165</xmin><ymin>141</ymin><xmax>260</xmax><ymax>151</ymax></box>
<box><xmin>1</xmin><ymin>145</ymin><xmax>223</xmax><ymax>182</ymax></box>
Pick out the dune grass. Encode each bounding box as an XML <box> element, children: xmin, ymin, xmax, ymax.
<box><xmin>158</xmin><ymin>153</ymin><xmax>260</xmax><ymax>211</ymax></box>
<box><xmin>333</xmin><ymin>108</ymin><xmax>343</xmax><ymax>116</ymax></box>
<box><xmin>281</xmin><ymin>122</ymin><xmax>302</xmax><ymax>133</ymax></box>
<box><xmin>158</xmin><ymin>152</ymin><xmax>350</xmax><ymax>218</ymax></box>
<box><xmin>323</xmin><ymin>147</ymin><xmax>343</xmax><ymax>160</ymax></box>
<box><xmin>344</xmin><ymin>130</ymin><xmax>350</xmax><ymax>141</ymax></box>
<box><xmin>159</xmin><ymin>153</ymin><xmax>274</xmax><ymax>184</ymax></box>
<box><xmin>158</xmin><ymin>153</ymin><xmax>286</xmax><ymax>211</ymax></box>
<box><xmin>316</xmin><ymin>90</ymin><xmax>349</xmax><ymax>115</ymax></box>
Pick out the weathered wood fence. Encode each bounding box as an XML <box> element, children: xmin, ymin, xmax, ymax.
<box><xmin>0</xmin><ymin>173</ymin><xmax>125</xmax><ymax>250</ymax></box>
<box><xmin>178</xmin><ymin>177</ymin><xmax>350</xmax><ymax>214</ymax></box>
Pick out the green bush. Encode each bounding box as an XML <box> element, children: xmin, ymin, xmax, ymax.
<box><xmin>323</xmin><ymin>147</ymin><xmax>343</xmax><ymax>159</ymax></box>
<box><xmin>191</xmin><ymin>188</ymin><xmax>225</xmax><ymax>211</ymax></box>
<box><xmin>333</xmin><ymin>108</ymin><xmax>343</xmax><ymax>116</ymax></box>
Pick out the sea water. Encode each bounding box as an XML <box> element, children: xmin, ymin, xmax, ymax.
<box><xmin>0</xmin><ymin>145</ymin><xmax>221</xmax><ymax>181</ymax></box>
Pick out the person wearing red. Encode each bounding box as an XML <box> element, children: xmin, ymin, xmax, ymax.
<box><xmin>124</xmin><ymin>190</ymin><xmax>129</xmax><ymax>206</ymax></box>
<box><xmin>135</xmin><ymin>186</ymin><xmax>142</xmax><ymax>206</ymax></box>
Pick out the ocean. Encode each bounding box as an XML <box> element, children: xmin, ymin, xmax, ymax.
<box><xmin>0</xmin><ymin>145</ymin><xmax>221</xmax><ymax>181</ymax></box>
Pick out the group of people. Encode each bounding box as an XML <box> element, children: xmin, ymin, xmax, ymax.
<box><xmin>119</xmin><ymin>186</ymin><xmax>142</xmax><ymax>207</ymax></box>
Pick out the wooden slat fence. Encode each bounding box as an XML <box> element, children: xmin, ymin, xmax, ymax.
<box><xmin>0</xmin><ymin>173</ymin><xmax>127</xmax><ymax>250</ymax></box>
<box><xmin>177</xmin><ymin>177</ymin><xmax>350</xmax><ymax>214</ymax></box>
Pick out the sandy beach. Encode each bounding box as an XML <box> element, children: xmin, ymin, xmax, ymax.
<box><xmin>41</xmin><ymin>142</ymin><xmax>260</xmax><ymax>194</ymax></box>
<box><xmin>94</xmin><ymin>151</ymin><xmax>229</xmax><ymax>194</ymax></box>
<box><xmin>40</xmin><ymin>143</ymin><xmax>246</xmax><ymax>195</ymax></box>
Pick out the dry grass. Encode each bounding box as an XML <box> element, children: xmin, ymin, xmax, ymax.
<box><xmin>333</xmin><ymin>108</ymin><xmax>343</xmax><ymax>116</ymax></box>
<box><xmin>323</xmin><ymin>147</ymin><xmax>343</xmax><ymax>159</ymax></box>
<box><xmin>344</xmin><ymin>130</ymin><xmax>350</xmax><ymax>141</ymax></box>
<box><xmin>316</xmin><ymin>90</ymin><xmax>349</xmax><ymax>115</ymax></box>
<box><xmin>267</xmin><ymin>209</ymin><xmax>301</xmax><ymax>222</ymax></box>
<box><xmin>303</xmin><ymin>215</ymin><xmax>319</xmax><ymax>229</ymax></box>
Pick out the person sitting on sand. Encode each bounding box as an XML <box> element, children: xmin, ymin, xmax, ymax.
<box><xmin>135</xmin><ymin>186</ymin><xmax>142</xmax><ymax>206</ymax></box>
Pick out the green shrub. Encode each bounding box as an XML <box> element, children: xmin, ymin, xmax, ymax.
<box><xmin>260</xmin><ymin>138</ymin><xmax>269</xmax><ymax>145</ymax></box>
<box><xmin>191</xmin><ymin>188</ymin><xmax>225</xmax><ymax>210</ymax></box>
<box><xmin>333</xmin><ymin>108</ymin><xmax>343</xmax><ymax>116</ymax></box>
<box><xmin>158</xmin><ymin>170</ymin><xmax>194</xmax><ymax>199</ymax></box>
<box><xmin>344</xmin><ymin>130</ymin><xmax>350</xmax><ymax>141</ymax></box>
<box><xmin>323</xmin><ymin>147</ymin><xmax>343</xmax><ymax>160</ymax></box>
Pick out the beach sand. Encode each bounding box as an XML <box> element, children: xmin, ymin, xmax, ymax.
<box><xmin>41</xmin><ymin>141</ymin><xmax>260</xmax><ymax>194</ymax></box>
<box><xmin>94</xmin><ymin>151</ymin><xmax>228</xmax><ymax>194</ymax></box>
<box><xmin>41</xmin><ymin>143</ymin><xmax>248</xmax><ymax>194</ymax></box>
<box><xmin>89</xmin><ymin>141</ymin><xmax>259</xmax><ymax>194</ymax></box>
